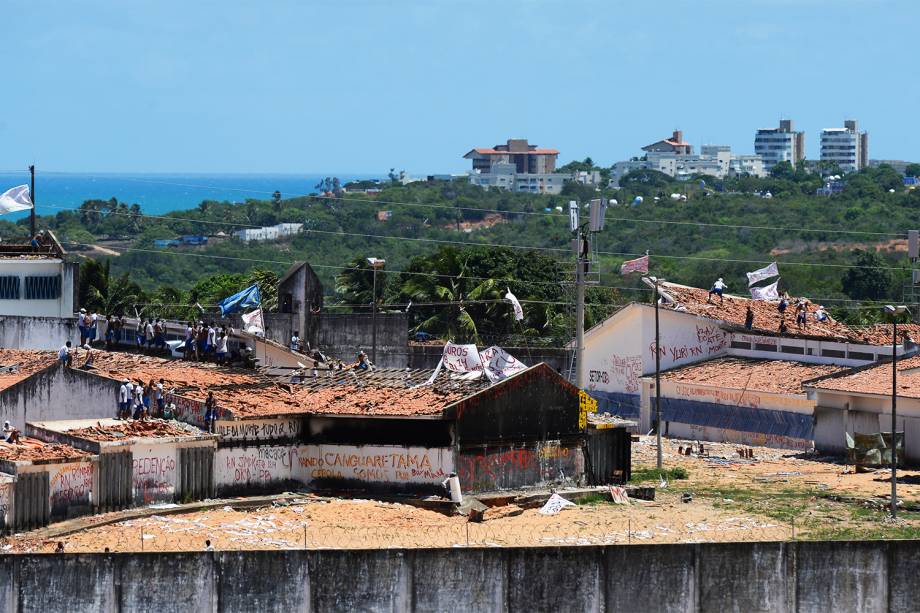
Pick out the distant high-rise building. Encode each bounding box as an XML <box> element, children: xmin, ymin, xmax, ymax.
<box><xmin>463</xmin><ymin>139</ymin><xmax>566</xmax><ymax>194</ymax></box>
<box><xmin>754</xmin><ymin>119</ymin><xmax>805</xmax><ymax>171</ymax></box>
<box><xmin>820</xmin><ymin>120</ymin><xmax>869</xmax><ymax>173</ymax></box>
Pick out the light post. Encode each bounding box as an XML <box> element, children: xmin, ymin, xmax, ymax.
<box><xmin>884</xmin><ymin>304</ymin><xmax>910</xmax><ymax>518</ymax></box>
<box><xmin>367</xmin><ymin>257</ymin><xmax>386</xmax><ymax>365</ymax></box>
<box><xmin>653</xmin><ymin>276</ymin><xmax>663</xmax><ymax>470</ymax></box>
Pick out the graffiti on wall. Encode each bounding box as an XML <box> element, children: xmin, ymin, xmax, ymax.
<box><xmin>0</xmin><ymin>481</ymin><xmax>10</xmax><ymax>525</ymax></box>
<box><xmin>672</xmin><ymin>383</ymin><xmax>812</xmax><ymax>412</ymax></box>
<box><xmin>215</xmin><ymin>418</ymin><xmax>301</xmax><ymax>442</ymax></box>
<box><xmin>48</xmin><ymin>462</ymin><xmax>94</xmax><ymax>514</ymax></box>
<box><xmin>167</xmin><ymin>393</ymin><xmax>230</xmax><ymax>428</ymax></box>
<box><xmin>649</xmin><ymin>324</ymin><xmax>728</xmax><ymax>365</ymax></box>
<box><xmin>216</xmin><ymin>445</ymin><xmax>298</xmax><ymax>488</ymax></box>
<box><xmin>298</xmin><ymin>445</ymin><xmax>453</xmax><ymax>484</ymax></box>
<box><xmin>132</xmin><ymin>445</ymin><xmax>178</xmax><ymax>504</ymax></box>
<box><xmin>457</xmin><ymin>441</ymin><xmax>581</xmax><ymax>492</ymax></box>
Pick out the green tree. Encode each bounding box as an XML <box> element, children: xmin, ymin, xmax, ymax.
<box><xmin>905</xmin><ymin>164</ymin><xmax>920</xmax><ymax>178</ymax></box>
<box><xmin>248</xmin><ymin>268</ymin><xmax>279</xmax><ymax>311</ymax></box>
<box><xmin>80</xmin><ymin>258</ymin><xmax>146</xmax><ymax>315</ymax></box>
<box><xmin>770</xmin><ymin>161</ymin><xmax>795</xmax><ymax>180</ymax></box>
<box><xmin>841</xmin><ymin>250</ymin><xmax>893</xmax><ymax>301</ymax></box>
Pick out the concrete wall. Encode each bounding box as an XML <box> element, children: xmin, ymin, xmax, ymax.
<box><xmin>0</xmin><ymin>315</ymin><xmax>79</xmax><ymax>350</ymax></box>
<box><xmin>316</xmin><ymin>312</ymin><xmax>408</xmax><ymax>368</ymax></box>
<box><xmin>0</xmin><ymin>364</ymin><xmax>120</xmax><ymax>430</ymax></box>
<box><xmin>2</xmin><ymin>541</ymin><xmax>920</xmax><ymax>611</ymax></box>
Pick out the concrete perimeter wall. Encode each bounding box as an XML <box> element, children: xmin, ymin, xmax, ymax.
<box><xmin>1</xmin><ymin>541</ymin><xmax>919</xmax><ymax>612</ymax></box>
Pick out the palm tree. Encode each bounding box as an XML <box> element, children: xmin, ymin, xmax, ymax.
<box><xmin>82</xmin><ymin>259</ymin><xmax>145</xmax><ymax>315</ymax></box>
<box><xmin>399</xmin><ymin>249</ymin><xmax>501</xmax><ymax>343</ymax></box>
<box><xmin>335</xmin><ymin>256</ymin><xmax>381</xmax><ymax>310</ymax></box>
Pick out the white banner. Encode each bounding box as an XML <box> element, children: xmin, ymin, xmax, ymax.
<box><xmin>242</xmin><ymin>308</ymin><xmax>264</xmax><ymax>336</ymax></box>
<box><xmin>746</xmin><ymin>262</ymin><xmax>779</xmax><ymax>287</ymax></box>
<box><xmin>442</xmin><ymin>342</ymin><xmax>484</xmax><ymax>373</ymax></box>
<box><xmin>750</xmin><ymin>279</ymin><xmax>780</xmax><ymax>301</ymax></box>
<box><xmin>480</xmin><ymin>346</ymin><xmax>527</xmax><ymax>382</ymax></box>
<box><xmin>0</xmin><ymin>185</ymin><xmax>33</xmax><ymax>214</ymax></box>
<box><xmin>505</xmin><ymin>288</ymin><xmax>524</xmax><ymax>321</ymax></box>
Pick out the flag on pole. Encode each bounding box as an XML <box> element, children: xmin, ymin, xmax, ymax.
<box><xmin>218</xmin><ymin>284</ymin><xmax>261</xmax><ymax>316</ymax></box>
<box><xmin>242</xmin><ymin>308</ymin><xmax>265</xmax><ymax>336</ymax></box>
<box><xmin>0</xmin><ymin>185</ymin><xmax>33</xmax><ymax>214</ymax></box>
<box><xmin>746</xmin><ymin>262</ymin><xmax>779</xmax><ymax>287</ymax></box>
<box><xmin>750</xmin><ymin>279</ymin><xmax>780</xmax><ymax>301</ymax></box>
<box><xmin>505</xmin><ymin>288</ymin><xmax>524</xmax><ymax>321</ymax></box>
<box><xmin>620</xmin><ymin>254</ymin><xmax>649</xmax><ymax>275</ymax></box>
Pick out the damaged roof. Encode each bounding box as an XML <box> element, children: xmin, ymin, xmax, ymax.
<box><xmin>61</xmin><ymin>419</ymin><xmax>205</xmax><ymax>442</ymax></box>
<box><xmin>82</xmin><ymin>350</ymin><xmax>500</xmax><ymax>419</ymax></box>
<box><xmin>0</xmin><ymin>437</ymin><xmax>92</xmax><ymax>463</ymax></box>
<box><xmin>655</xmin><ymin>281</ymin><xmax>893</xmax><ymax>345</ymax></box>
<box><xmin>658</xmin><ymin>357</ymin><xmax>847</xmax><ymax>395</ymax></box>
<box><xmin>808</xmin><ymin>355</ymin><xmax>920</xmax><ymax>399</ymax></box>
<box><xmin>0</xmin><ymin>349</ymin><xmax>58</xmax><ymax>390</ymax></box>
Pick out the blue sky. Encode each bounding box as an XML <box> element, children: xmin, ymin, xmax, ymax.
<box><xmin>2</xmin><ymin>0</ymin><xmax>917</xmax><ymax>174</ymax></box>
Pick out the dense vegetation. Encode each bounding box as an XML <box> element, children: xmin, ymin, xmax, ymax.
<box><xmin>2</xmin><ymin>162</ymin><xmax>916</xmax><ymax>341</ymax></box>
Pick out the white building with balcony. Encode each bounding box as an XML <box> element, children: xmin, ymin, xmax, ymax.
<box><xmin>754</xmin><ymin>119</ymin><xmax>805</xmax><ymax>172</ymax></box>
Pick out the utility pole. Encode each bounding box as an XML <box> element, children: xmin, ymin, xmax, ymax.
<box><xmin>367</xmin><ymin>257</ymin><xmax>386</xmax><ymax>366</ymax></box>
<box><xmin>654</xmin><ymin>275</ymin><xmax>662</xmax><ymax>470</ymax></box>
<box><xmin>575</xmin><ymin>234</ymin><xmax>586</xmax><ymax>389</ymax></box>
<box><xmin>29</xmin><ymin>165</ymin><xmax>36</xmax><ymax>237</ymax></box>
<box><xmin>892</xmin><ymin>315</ymin><xmax>898</xmax><ymax>518</ymax></box>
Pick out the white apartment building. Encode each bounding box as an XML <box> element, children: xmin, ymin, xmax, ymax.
<box><xmin>754</xmin><ymin>119</ymin><xmax>805</xmax><ymax>171</ymax></box>
<box><xmin>820</xmin><ymin>120</ymin><xmax>869</xmax><ymax>173</ymax></box>
<box><xmin>234</xmin><ymin>223</ymin><xmax>304</xmax><ymax>243</ymax></box>
<box><xmin>610</xmin><ymin>143</ymin><xmax>765</xmax><ymax>186</ymax></box>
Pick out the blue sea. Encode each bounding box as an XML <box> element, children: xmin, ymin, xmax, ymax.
<box><xmin>0</xmin><ymin>172</ymin><xmax>378</xmax><ymax>220</ymax></box>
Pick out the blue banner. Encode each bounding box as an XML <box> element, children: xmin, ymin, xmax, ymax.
<box><xmin>218</xmin><ymin>284</ymin><xmax>261</xmax><ymax>316</ymax></box>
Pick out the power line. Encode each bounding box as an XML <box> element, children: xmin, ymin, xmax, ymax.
<box><xmin>38</xmin><ymin>201</ymin><xmax>916</xmax><ymax>274</ymax></box>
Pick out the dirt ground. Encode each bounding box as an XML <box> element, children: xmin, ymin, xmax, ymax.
<box><xmin>8</xmin><ymin>436</ymin><xmax>920</xmax><ymax>553</ymax></box>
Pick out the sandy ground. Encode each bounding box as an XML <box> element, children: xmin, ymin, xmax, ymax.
<box><xmin>8</xmin><ymin>436</ymin><xmax>920</xmax><ymax>553</ymax></box>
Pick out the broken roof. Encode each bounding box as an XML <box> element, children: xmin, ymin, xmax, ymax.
<box><xmin>657</xmin><ymin>357</ymin><xmax>847</xmax><ymax>395</ymax></box>
<box><xmin>53</xmin><ymin>419</ymin><xmax>205</xmax><ymax>442</ymax></box>
<box><xmin>0</xmin><ymin>437</ymin><xmax>91</xmax><ymax>463</ymax></box>
<box><xmin>655</xmin><ymin>281</ymin><xmax>887</xmax><ymax>345</ymax></box>
<box><xmin>81</xmin><ymin>350</ymin><xmax>501</xmax><ymax>419</ymax></box>
<box><xmin>0</xmin><ymin>349</ymin><xmax>58</xmax><ymax>390</ymax></box>
<box><xmin>808</xmin><ymin>355</ymin><xmax>920</xmax><ymax>399</ymax></box>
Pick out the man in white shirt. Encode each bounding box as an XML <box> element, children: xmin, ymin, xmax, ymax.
<box><xmin>707</xmin><ymin>278</ymin><xmax>727</xmax><ymax>305</ymax></box>
<box><xmin>58</xmin><ymin>342</ymin><xmax>73</xmax><ymax>367</ymax></box>
<box><xmin>118</xmin><ymin>378</ymin><xmax>130</xmax><ymax>419</ymax></box>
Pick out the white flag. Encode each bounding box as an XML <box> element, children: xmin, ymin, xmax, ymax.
<box><xmin>750</xmin><ymin>279</ymin><xmax>780</xmax><ymax>301</ymax></box>
<box><xmin>505</xmin><ymin>288</ymin><xmax>524</xmax><ymax>321</ymax></box>
<box><xmin>746</xmin><ymin>262</ymin><xmax>779</xmax><ymax>287</ymax></box>
<box><xmin>0</xmin><ymin>185</ymin><xmax>33</xmax><ymax>214</ymax></box>
<box><xmin>242</xmin><ymin>308</ymin><xmax>264</xmax><ymax>336</ymax></box>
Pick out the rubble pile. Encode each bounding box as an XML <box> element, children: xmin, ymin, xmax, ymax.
<box><xmin>68</xmin><ymin>420</ymin><xmax>200</xmax><ymax>441</ymax></box>
<box><xmin>0</xmin><ymin>437</ymin><xmax>91</xmax><ymax>462</ymax></box>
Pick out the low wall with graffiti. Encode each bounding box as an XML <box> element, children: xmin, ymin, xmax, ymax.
<box><xmin>215</xmin><ymin>443</ymin><xmax>455</xmax><ymax>495</ymax></box>
<box><xmin>457</xmin><ymin>439</ymin><xmax>583</xmax><ymax>493</ymax></box>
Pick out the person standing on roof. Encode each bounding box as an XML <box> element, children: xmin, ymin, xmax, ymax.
<box><xmin>707</xmin><ymin>278</ymin><xmax>727</xmax><ymax>305</ymax></box>
<box><xmin>89</xmin><ymin>311</ymin><xmax>99</xmax><ymax>345</ymax></box>
<box><xmin>155</xmin><ymin>379</ymin><xmax>165</xmax><ymax>417</ymax></box>
<box><xmin>132</xmin><ymin>380</ymin><xmax>146</xmax><ymax>420</ymax></box>
<box><xmin>795</xmin><ymin>300</ymin><xmax>809</xmax><ymax>331</ymax></box>
<box><xmin>290</xmin><ymin>331</ymin><xmax>301</xmax><ymax>352</ymax></box>
<box><xmin>118</xmin><ymin>378</ymin><xmax>130</xmax><ymax>419</ymax></box>
<box><xmin>80</xmin><ymin>344</ymin><xmax>95</xmax><ymax>369</ymax></box>
<box><xmin>104</xmin><ymin>315</ymin><xmax>115</xmax><ymax>350</ymax></box>
<box><xmin>216</xmin><ymin>331</ymin><xmax>229</xmax><ymax>366</ymax></box>
<box><xmin>153</xmin><ymin>319</ymin><xmax>165</xmax><ymax>352</ymax></box>
<box><xmin>744</xmin><ymin>305</ymin><xmax>754</xmax><ymax>330</ymax></box>
<box><xmin>204</xmin><ymin>392</ymin><xmax>217</xmax><ymax>433</ymax></box>
<box><xmin>184</xmin><ymin>321</ymin><xmax>195</xmax><ymax>360</ymax></box>
<box><xmin>206</xmin><ymin>322</ymin><xmax>216</xmax><ymax>358</ymax></box>
<box><xmin>58</xmin><ymin>341</ymin><xmax>72</xmax><ymax>368</ymax></box>
<box><xmin>78</xmin><ymin>308</ymin><xmax>88</xmax><ymax>346</ymax></box>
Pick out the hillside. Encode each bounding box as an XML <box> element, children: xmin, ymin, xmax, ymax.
<box><xmin>8</xmin><ymin>164</ymin><xmax>917</xmax><ymax>332</ymax></box>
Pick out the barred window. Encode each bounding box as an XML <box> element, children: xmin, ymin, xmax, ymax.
<box><xmin>24</xmin><ymin>275</ymin><xmax>61</xmax><ymax>300</ymax></box>
<box><xmin>0</xmin><ymin>276</ymin><xmax>19</xmax><ymax>300</ymax></box>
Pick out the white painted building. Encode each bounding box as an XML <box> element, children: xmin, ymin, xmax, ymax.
<box><xmin>0</xmin><ymin>234</ymin><xmax>76</xmax><ymax>319</ymax></box>
<box><xmin>234</xmin><ymin>223</ymin><xmax>304</xmax><ymax>243</ymax></box>
<box><xmin>609</xmin><ymin>145</ymin><xmax>766</xmax><ymax>186</ymax></box>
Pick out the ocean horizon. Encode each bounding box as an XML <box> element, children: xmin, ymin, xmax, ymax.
<box><xmin>0</xmin><ymin>172</ymin><xmax>380</xmax><ymax>219</ymax></box>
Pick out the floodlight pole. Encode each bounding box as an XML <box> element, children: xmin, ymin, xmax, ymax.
<box><xmin>575</xmin><ymin>235</ymin><xmax>586</xmax><ymax>389</ymax></box>
<box><xmin>372</xmin><ymin>266</ymin><xmax>378</xmax><ymax>365</ymax></box>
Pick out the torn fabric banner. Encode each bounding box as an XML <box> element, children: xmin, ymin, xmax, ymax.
<box><xmin>504</xmin><ymin>288</ymin><xmax>524</xmax><ymax>321</ymax></box>
<box><xmin>620</xmin><ymin>254</ymin><xmax>649</xmax><ymax>275</ymax></box>
<box><xmin>479</xmin><ymin>346</ymin><xmax>527</xmax><ymax>382</ymax></box>
<box><xmin>750</xmin><ymin>279</ymin><xmax>780</xmax><ymax>301</ymax></box>
<box><xmin>218</xmin><ymin>284</ymin><xmax>261</xmax><ymax>316</ymax></box>
<box><xmin>241</xmin><ymin>308</ymin><xmax>265</xmax><ymax>336</ymax></box>
<box><xmin>746</xmin><ymin>262</ymin><xmax>779</xmax><ymax>286</ymax></box>
<box><xmin>441</xmin><ymin>342</ymin><xmax>484</xmax><ymax>373</ymax></box>
<box><xmin>0</xmin><ymin>185</ymin><xmax>33</xmax><ymax>214</ymax></box>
